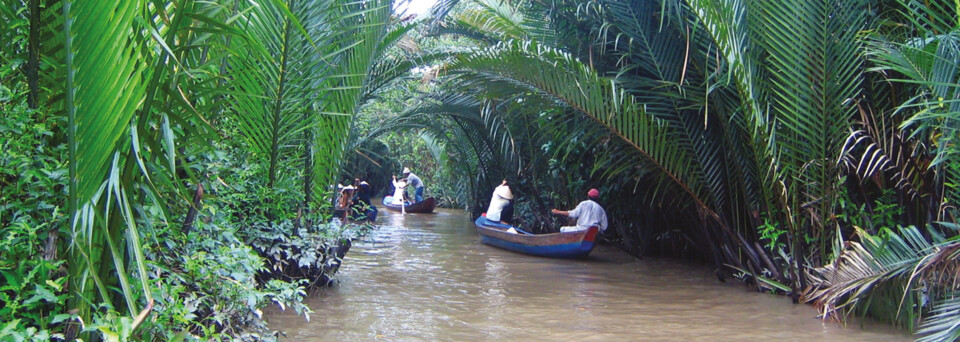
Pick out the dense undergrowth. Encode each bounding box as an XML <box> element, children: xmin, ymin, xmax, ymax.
<box><xmin>0</xmin><ymin>0</ymin><xmax>402</xmax><ymax>339</ymax></box>
<box><xmin>0</xmin><ymin>100</ymin><xmax>372</xmax><ymax>340</ymax></box>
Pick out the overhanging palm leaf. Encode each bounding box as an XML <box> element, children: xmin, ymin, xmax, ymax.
<box><xmin>229</xmin><ymin>0</ymin><xmax>325</xmax><ymax>188</ymax></box>
<box><xmin>312</xmin><ymin>0</ymin><xmax>409</xmax><ymax>208</ymax></box>
<box><xmin>68</xmin><ymin>0</ymin><xmax>153</xmax><ymax>208</ymax></box>
<box><xmin>803</xmin><ymin>226</ymin><xmax>959</xmax><ymax>334</ymax></box>
<box><xmin>682</xmin><ymin>0</ymin><xmax>784</xmax><ymax>232</ymax></box>
<box><xmin>448</xmin><ymin>39</ymin><xmax>711</xmax><ymax>213</ymax></box>
<box><xmin>458</xmin><ymin>0</ymin><xmax>527</xmax><ymax>40</ymax></box>
<box><xmin>917</xmin><ymin>294</ymin><xmax>960</xmax><ymax>342</ymax></box>
<box><xmin>684</xmin><ymin>0</ymin><xmax>764</xmax><ymax>128</ymax></box>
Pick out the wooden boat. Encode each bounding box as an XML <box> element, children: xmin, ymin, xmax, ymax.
<box><xmin>474</xmin><ymin>215</ymin><xmax>598</xmax><ymax>258</ymax></box>
<box><xmin>382</xmin><ymin>196</ymin><xmax>437</xmax><ymax>213</ymax></box>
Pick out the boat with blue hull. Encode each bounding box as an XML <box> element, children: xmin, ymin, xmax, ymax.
<box><xmin>474</xmin><ymin>215</ymin><xmax>598</xmax><ymax>258</ymax></box>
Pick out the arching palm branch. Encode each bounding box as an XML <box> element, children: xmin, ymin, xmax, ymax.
<box><xmin>803</xmin><ymin>226</ymin><xmax>959</xmax><ymax>335</ymax></box>
<box><xmin>228</xmin><ymin>0</ymin><xmax>333</xmax><ymax>188</ymax></box>
<box><xmin>311</xmin><ymin>0</ymin><xmax>409</xmax><ymax>209</ymax></box>
<box><xmin>448</xmin><ymin>39</ymin><xmax>714</xmax><ymax>217</ymax></box>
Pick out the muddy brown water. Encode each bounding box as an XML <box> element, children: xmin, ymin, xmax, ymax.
<box><xmin>265</xmin><ymin>207</ymin><xmax>910</xmax><ymax>341</ymax></box>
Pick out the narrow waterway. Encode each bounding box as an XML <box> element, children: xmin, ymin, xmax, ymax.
<box><xmin>265</xmin><ymin>207</ymin><xmax>909</xmax><ymax>341</ymax></box>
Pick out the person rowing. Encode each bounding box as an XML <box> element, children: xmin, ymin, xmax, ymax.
<box><xmin>390</xmin><ymin>175</ymin><xmax>408</xmax><ymax>205</ymax></box>
<box><xmin>403</xmin><ymin>167</ymin><xmax>425</xmax><ymax>203</ymax></box>
<box><xmin>486</xmin><ymin>179</ymin><xmax>514</xmax><ymax>225</ymax></box>
<box><xmin>550</xmin><ymin>188</ymin><xmax>608</xmax><ymax>233</ymax></box>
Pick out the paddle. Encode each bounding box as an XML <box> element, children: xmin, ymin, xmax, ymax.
<box><xmin>399</xmin><ymin>176</ymin><xmax>405</xmax><ymax>215</ymax></box>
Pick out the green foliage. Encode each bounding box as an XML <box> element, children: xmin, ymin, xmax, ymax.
<box><xmin>1</xmin><ymin>0</ymin><xmax>404</xmax><ymax>340</ymax></box>
<box><xmin>864</xmin><ymin>0</ymin><xmax>960</xmax><ymax>220</ymax></box>
<box><xmin>135</xmin><ymin>209</ymin><xmax>316</xmax><ymax>339</ymax></box>
<box><xmin>246</xmin><ymin>220</ymin><xmax>367</xmax><ymax>289</ymax></box>
<box><xmin>757</xmin><ymin>218</ymin><xmax>785</xmax><ymax>252</ymax></box>
<box><xmin>0</xmin><ymin>106</ymin><xmax>65</xmax><ymax>236</ymax></box>
<box><xmin>0</xmin><ymin>258</ymin><xmax>67</xmax><ymax>340</ymax></box>
<box><xmin>804</xmin><ymin>226</ymin><xmax>959</xmax><ymax>336</ymax></box>
<box><xmin>0</xmin><ymin>91</ymin><xmax>68</xmax><ymax>340</ymax></box>
<box><xmin>836</xmin><ymin>187</ymin><xmax>903</xmax><ymax>235</ymax></box>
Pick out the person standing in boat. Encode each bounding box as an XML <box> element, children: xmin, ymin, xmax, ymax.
<box><xmin>550</xmin><ymin>188</ymin><xmax>608</xmax><ymax>233</ymax></box>
<box><xmin>486</xmin><ymin>179</ymin><xmax>514</xmax><ymax>224</ymax></box>
<box><xmin>391</xmin><ymin>175</ymin><xmax>408</xmax><ymax>205</ymax></box>
<box><xmin>403</xmin><ymin>167</ymin><xmax>425</xmax><ymax>203</ymax></box>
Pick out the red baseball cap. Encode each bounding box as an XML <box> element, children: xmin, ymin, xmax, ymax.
<box><xmin>588</xmin><ymin>188</ymin><xmax>599</xmax><ymax>198</ymax></box>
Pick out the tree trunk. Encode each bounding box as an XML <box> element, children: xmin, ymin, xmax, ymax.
<box><xmin>27</xmin><ymin>0</ymin><xmax>40</xmax><ymax>109</ymax></box>
<box><xmin>182</xmin><ymin>183</ymin><xmax>204</xmax><ymax>233</ymax></box>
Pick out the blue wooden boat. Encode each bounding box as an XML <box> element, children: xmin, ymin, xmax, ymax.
<box><xmin>474</xmin><ymin>215</ymin><xmax>598</xmax><ymax>258</ymax></box>
<box><xmin>382</xmin><ymin>196</ymin><xmax>437</xmax><ymax>213</ymax></box>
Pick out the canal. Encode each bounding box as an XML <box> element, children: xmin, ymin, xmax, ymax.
<box><xmin>265</xmin><ymin>208</ymin><xmax>909</xmax><ymax>341</ymax></box>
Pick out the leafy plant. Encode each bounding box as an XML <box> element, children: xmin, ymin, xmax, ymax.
<box><xmin>803</xmin><ymin>226</ymin><xmax>960</xmax><ymax>337</ymax></box>
<box><xmin>246</xmin><ymin>220</ymin><xmax>368</xmax><ymax>290</ymax></box>
<box><xmin>757</xmin><ymin>218</ymin><xmax>786</xmax><ymax>252</ymax></box>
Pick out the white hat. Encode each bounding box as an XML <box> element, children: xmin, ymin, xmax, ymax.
<box><xmin>495</xmin><ymin>184</ymin><xmax>513</xmax><ymax>200</ymax></box>
<box><xmin>403</xmin><ymin>167</ymin><xmax>411</xmax><ymax>174</ymax></box>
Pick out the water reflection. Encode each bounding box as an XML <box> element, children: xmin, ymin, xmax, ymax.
<box><xmin>265</xmin><ymin>207</ymin><xmax>909</xmax><ymax>341</ymax></box>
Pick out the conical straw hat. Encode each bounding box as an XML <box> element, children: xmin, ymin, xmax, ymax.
<box><xmin>496</xmin><ymin>185</ymin><xmax>513</xmax><ymax>200</ymax></box>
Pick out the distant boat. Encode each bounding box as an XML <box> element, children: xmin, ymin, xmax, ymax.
<box><xmin>382</xmin><ymin>196</ymin><xmax>437</xmax><ymax>213</ymax></box>
<box><xmin>474</xmin><ymin>215</ymin><xmax>598</xmax><ymax>258</ymax></box>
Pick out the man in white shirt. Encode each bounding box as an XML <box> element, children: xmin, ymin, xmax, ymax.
<box><xmin>550</xmin><ymin>188</ymin><xmax>607</xmax><ymax>233</ymax></box>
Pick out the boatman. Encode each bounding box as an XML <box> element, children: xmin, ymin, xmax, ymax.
<box><xmin>550</xmin><ymin>188</ymin><xmax>608</xmax><ymax>233</ymax></box>
<box><xmin>486</xmin><ymin>179</ymin><xmax>514</xmax><ymax>224</ymax></box>
<box><xmin>390</xmin><ymin>175</ymin><xmax>408</xmax><ymax>204</ymax></box>
<box><xmin>403</xmin><ymin>167</ymin><xmax>425</xmax><ymax>203</ymax></box>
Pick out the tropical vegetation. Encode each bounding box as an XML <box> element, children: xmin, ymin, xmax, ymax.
<box><xmin>1</xmin><ymin>0</ymin><xmax>958</xmax><ymax>340</ymax></box>
<box><xmin>341</xmin><ymin>0</ymin><xmax>959</xmax><ymax>340</ymax></box>
<box><xmin>1</xmin><ymin>0</ymin><xmax>406</xmax><ymax>340</ymax></box>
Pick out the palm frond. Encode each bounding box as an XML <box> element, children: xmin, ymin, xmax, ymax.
<box><xmin>69</xmin><ymin>0</ymin><xmax>153</xmax><ymax>207</ymax></box>
<box><xmin>917</xmin><ymin>293</ymin><xmax>960</xmax><ymax>342</ymax></box>
<box><xmin>229</xmin><ymin>0</ymin><xmax>325</xmax><ymax>187</ymax></box>
<box><xmin>756</xmin><ymin>0</ymin><xmax>869</xmax><ymax>257</ymax></box>
<box><xmin>601</xmin><ymin>0</ymin><xmax>687</xmax><ymax>83</ymax></box>
<box><xmin>803</xmin><ymin>226</ymin><xmax>959</xmax><ymax>332</ymax></box>
<box><xmin>867</xmin><ymin>25</ymin><xmax>960</xmax><ymax>219</ymax></box>
<box><xmin>460</xmin><ymin>0</ymin><xmax>527</xmax><ymax>40</ymax></box>
<box><xmin>311</xmin><ymin>0</ymin><xmax>398</xmax><ymax>207</ymax></box>
<box><xmin>448</xmin><ymin>39</ymin><xmax>711</xmax><ymax>210</ymax></box>
<box><xmin>684</xmin><ymin>0</ymin><xmax>765</xmax><ymax>127</ymax></box>
<box><xmin>63</xmin><ymin>0</ymin><xmax>159</xmax><ymax>328</ymax></box>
